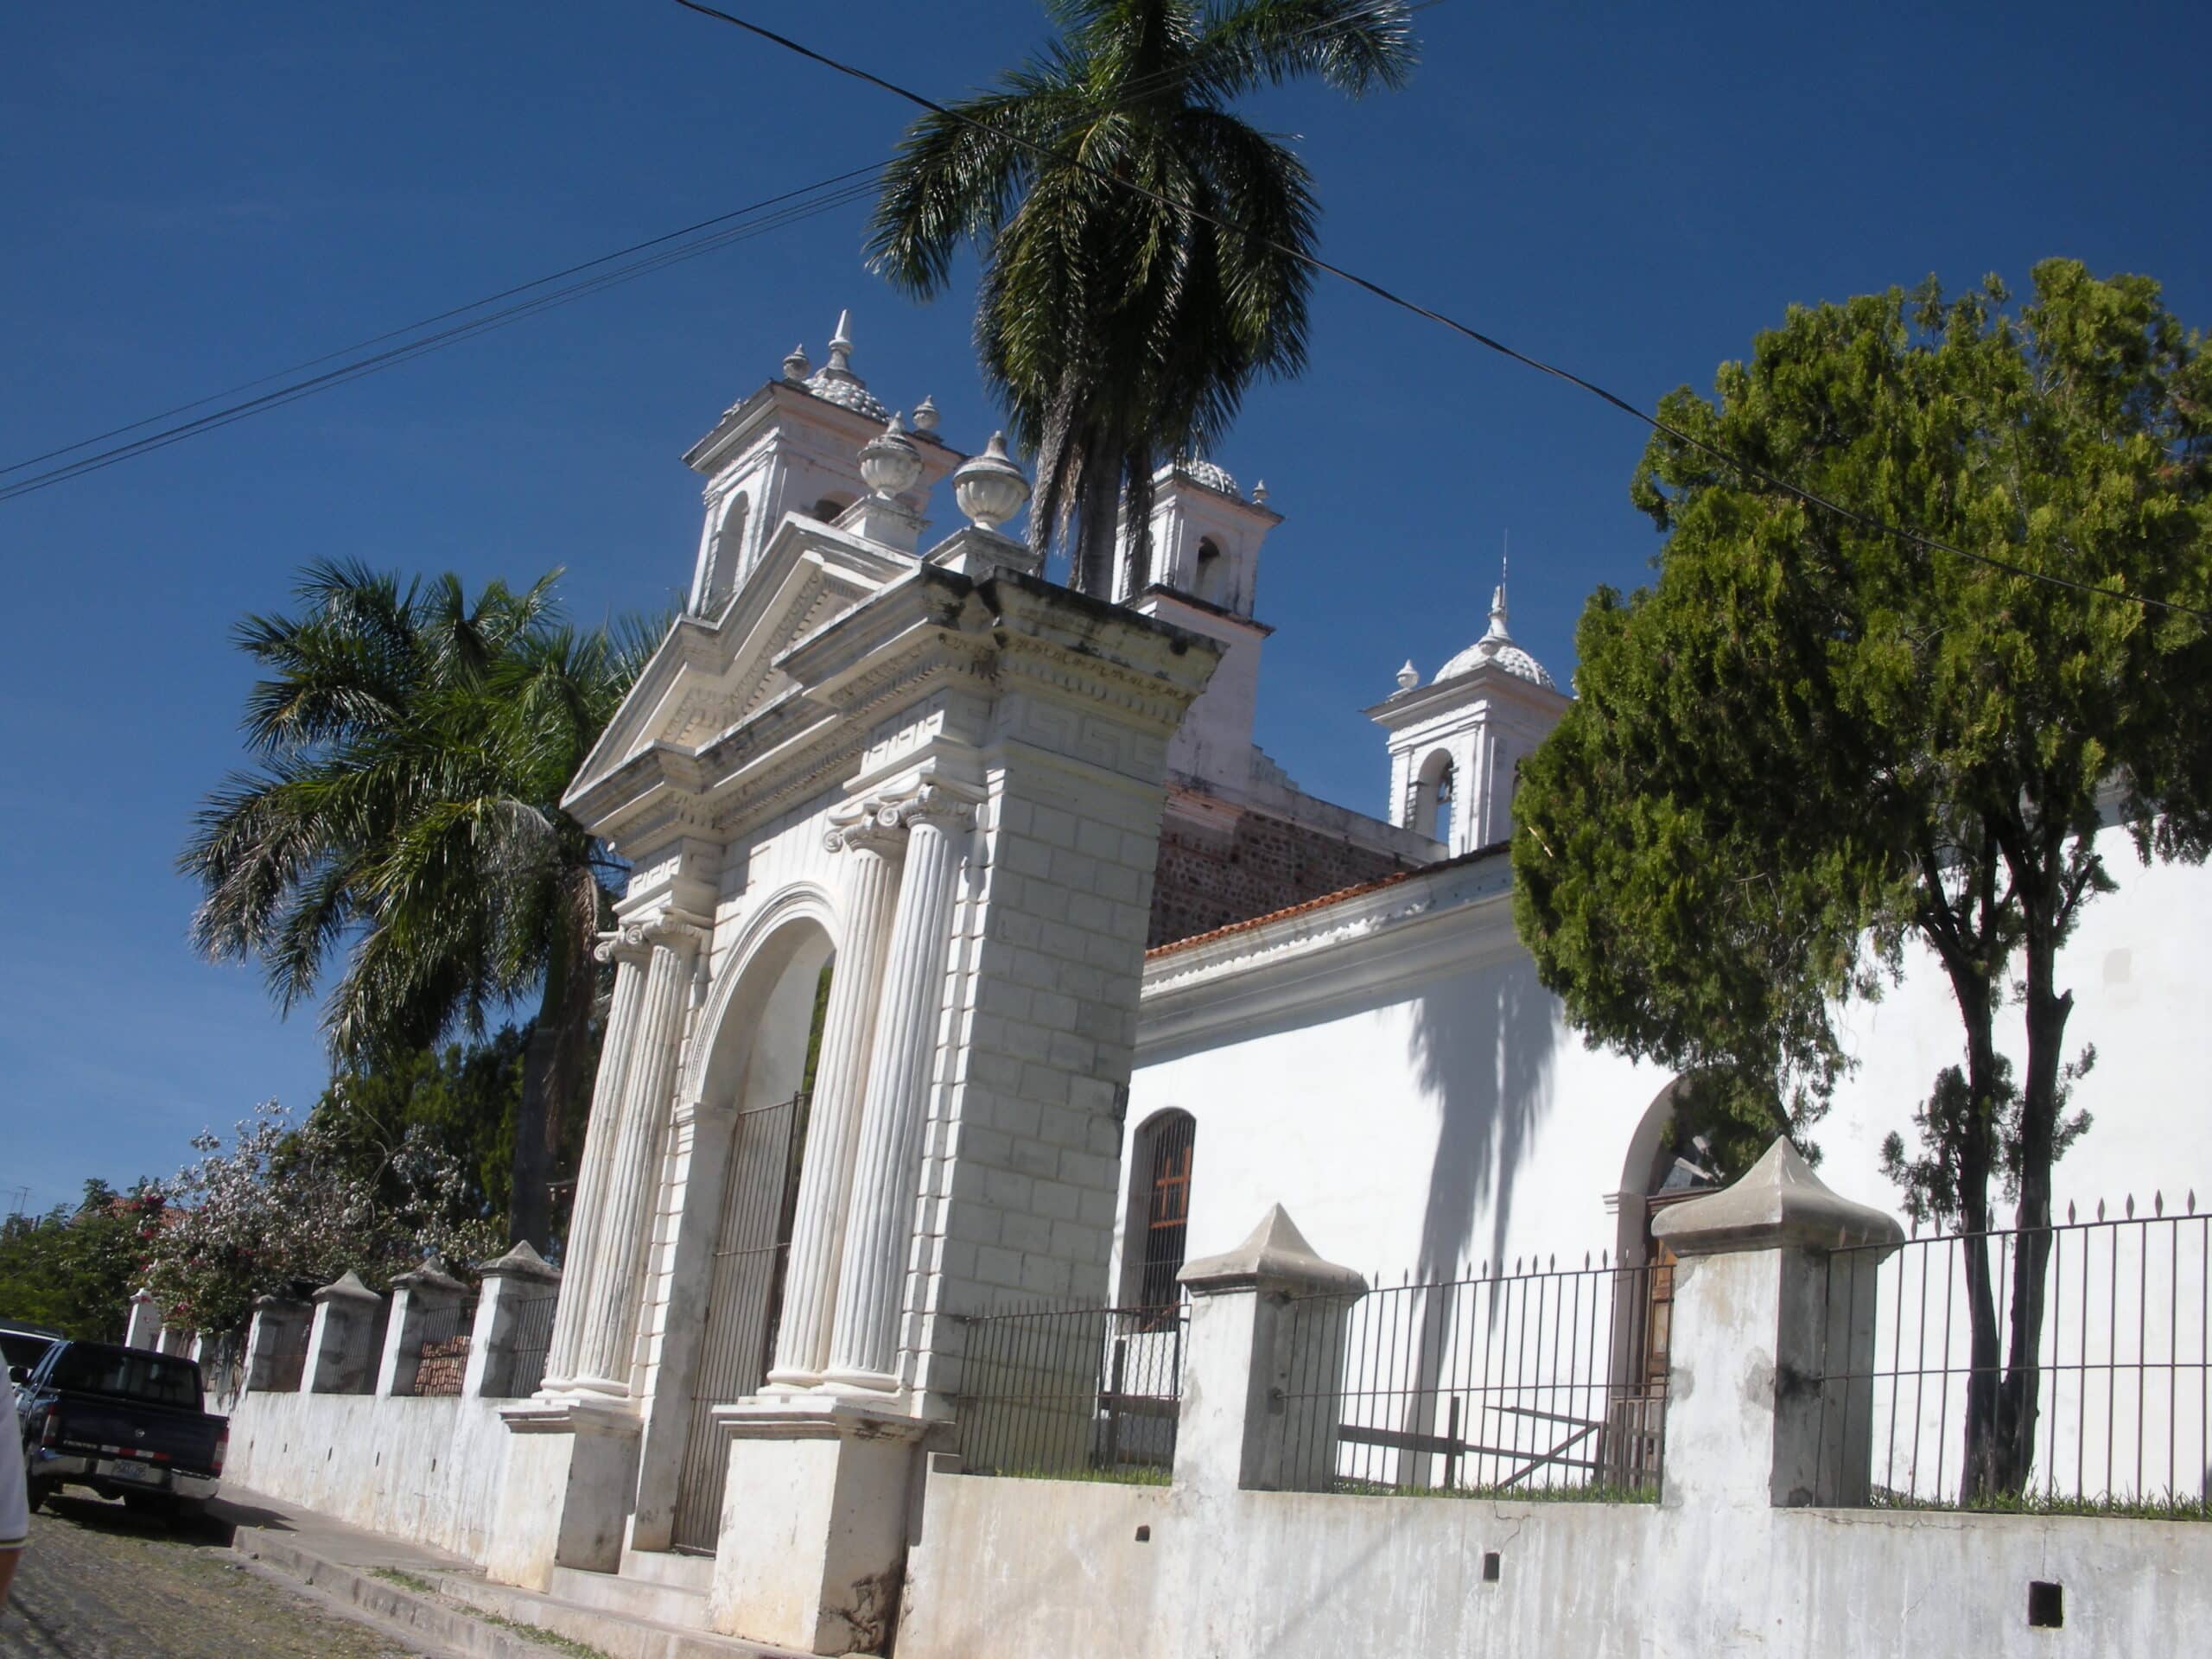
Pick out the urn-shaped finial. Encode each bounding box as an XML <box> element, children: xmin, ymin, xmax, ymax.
<box><xmin>782</xmin><ymin>342</ymin><xmax>811</xmax><ymax>381</ymax></box>
<box><xmin>1395</xmin><ymin>658</ymin><xmax>1420</xmax><ymax>691</ymax></box>
<box><xmin>952</xmin><ymin>431</ymin><xmax>1031</xmax><ymax>531</ymax></box>
<box><xmin>859</xmin><ymin>413</ymin><xmax>924</xmax><ymax>499</ymax></box>
<box><xmin>912</xmin><ymin>395</ymin><xmax>941</xmax><ymax>435</ymax></box>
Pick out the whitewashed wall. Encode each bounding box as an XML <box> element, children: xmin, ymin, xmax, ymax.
<box><xmin>1126</xmin><ymin>824</ymin><xmax>2212</xmax><ymax>1291</ymax></box>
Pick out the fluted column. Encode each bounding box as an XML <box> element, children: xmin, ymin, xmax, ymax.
<box><xmin>824</xmin><ymin>788</ymin><xmax>971</xmax><ymax>1391</ymax></box>
<box><xmin>541</xmin><ymin>950</ymin><xmax>649</xmax><ymax>1389</ymax></box>
<box><xmin>550</xmin><ymin>914</ymin><xmax>705</xmax><ymax>1399</ymax></box>
<box><xmin>767</xmin><ymin>810</ymin><xmax>904</xmax><ymax>1386</ymax></box>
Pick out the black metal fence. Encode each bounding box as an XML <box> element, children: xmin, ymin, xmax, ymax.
<box><xmin>1813</xmin><ymin>1200</ymin><xmax>2212</xmax><ymax>1511</ymax></box>
<box><xmin>954</xmin><ymin>1300</ymin><xmax>1187</xmax><ymax>1482</ymax></box>
<box><xmin>407</xmin><ymin>1297</ymin><xmax>479</xmax><ymax>1397</ymax></box>
<box><xmin>1276</xmin><ymin>1256</ymin><xmax>1669</xmax><ymax>1499</ymax></box>
<box><xmin>503</xmin><ymin>1292</ymin><xmax>561</xmax><ymax>1398</ymax></box>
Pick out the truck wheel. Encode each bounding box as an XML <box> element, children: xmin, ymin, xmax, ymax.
<box><xmin>27</xmin><ymin>1477</ymin><xmax>56</xmax><ymax>1514</ymax></box>
<box><xmin>170</xmin><ymin>1498</ymin><xmax>208</xmax><ymax>1532</ymax></box>
<box><xmin>123</xmin><ymin>1493</ymin><xmax>169</xmax><ymax>1518</ymax></box>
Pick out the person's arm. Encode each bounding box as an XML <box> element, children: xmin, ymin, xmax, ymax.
<box><xmin>0</xmin><ymin>1377</ymin><xmax>27</xmax><ymax>1605</ymax></box>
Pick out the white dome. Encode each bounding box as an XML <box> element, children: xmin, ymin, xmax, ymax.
<box><xmin>1173</xmin><ymin>455</ymin><xmax>1238</xmax><ymax>497</ymax></box>
<box><xmin>1435</xmin><ymin>582</ymin><xmax>1555</xmax><ymax>690</ymax></box>
<box><xmin>801</xmin><ymin>309</ymin><xmax>890</xmax><ymax>423</ymax></box>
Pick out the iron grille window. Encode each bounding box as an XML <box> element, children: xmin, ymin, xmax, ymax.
<box><xmin>1136</xmin><ymin>1111</ymin><xmax>1196</xmax><ymax>1319</ymax></box>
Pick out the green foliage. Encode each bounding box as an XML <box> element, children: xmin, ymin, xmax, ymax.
<box><xmin>179</xmin><ymin>562</ymin><xmax>656</xmax><ymax>1247</ymax></box>
<box><xmin>0</xmin><ymin>1181</ymin><xmax>167</xmax><ymax>1340</ymax></box>
<box><xmin>868</xmin><ymin>0</ymin><xmax>1417</xmax><ymax>593</ymax></box>
<box><xmin>1514</xmin><ymin>259</ymin><xmax>2212</xmax><ymax>1494</ymax></box>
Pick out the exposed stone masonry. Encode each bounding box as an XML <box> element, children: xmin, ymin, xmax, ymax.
<box><xmin>1146</xmin><ymin>798</ymin><xmax>1422</xmax><ymax>949</ymax></box>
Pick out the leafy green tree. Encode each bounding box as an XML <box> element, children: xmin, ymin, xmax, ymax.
<box><xmin>868</xmin><ymin>0</ymin><xmax>1416</xmax><ymax>594</ymax></box>
<box><xmin>1513</xmin><ymin>261</ymin><xmax>2212</xmax><ymax>1497</ymax></box>
<box><xmin>180</xmin><ymin>563</ymin><xmax>652</xmax><ymax>1249</ymax></box>
<box><xmin>0</xmin><ymin>1181</ymin><xmax>167</xmax><ymax>1341</ymax></box>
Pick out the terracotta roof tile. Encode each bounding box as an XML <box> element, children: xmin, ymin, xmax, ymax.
<box><xmin>1144</xmin><ymin>842</ymin><xmax>1510</xmax><ymax>960</ymax></box>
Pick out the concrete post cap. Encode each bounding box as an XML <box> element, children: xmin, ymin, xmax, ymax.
<box><xmin>390</xmin><ymin>1255</ymin><xmax>467</xmax><ymax>1294</ymax></box>
<box><xmin>1652</xmin><ymin>1137</ymin><xmax>1905</xmax><ymax>1258</ymax></box>
<box><xmin>312</xmin><ymin>1268</ymin><xmax>383</xmax><ymax>1304</ymax></box>
<box><xmin>1179</xmin><ymin>1205</ymin><xmax>1368</xmax><ymax>1298</ymax></box>
<box><xmin>475</xmin><ymin>1239</ymin><xmax>562</xmax><ymax>1281</ymax></box>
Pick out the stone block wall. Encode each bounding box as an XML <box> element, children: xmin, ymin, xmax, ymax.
<box><xmin>1147</xmin><ymin>800</ymin><xmax>1421</xmax><ymax>948</ymax></box>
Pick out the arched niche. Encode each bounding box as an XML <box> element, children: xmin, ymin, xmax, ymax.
<box><xmin>1408</xmin><ymin>747</ymin><xmax>1457</xmax><ymax>844</ymax></box>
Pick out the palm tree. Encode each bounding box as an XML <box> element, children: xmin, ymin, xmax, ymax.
<box><xmin>868</xmin><ymin>0</ymin><xmax>1416</xmax><ymax>597</ymax></box>
<box><xmin>180</xmin><ymin>561</ymin><xmax>652</xmax><ymax>1250</ymax></box>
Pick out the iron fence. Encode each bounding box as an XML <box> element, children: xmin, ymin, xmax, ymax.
<box><xmin>955</xmin><ymin>1300</ymin><xmax>1187</xmax><ymax>1482</ymax></box>
<box><xmin>1813</xmin><ymin>1199</ymin><xmax>2212</xmax><ymax>1511</ymax></box>
<box><xmin>503</xmin><ymin>1292</ymin><xmax>561</xmax><ymax>1398</ymax></box>
<box><xmin>1276</xmin><ymin>1255</ymin><xmax>1669</xmax><ymax>1499</ymax></box>
<box><xmin>407</xmin><ymin>1297</ymin><xmax>479</xmax><ymax>1397</ymax></box>
<box><xmin>199</xmin><ymin>1330</ymin><xmax>246</xmax><ymax>1408</ymax></box>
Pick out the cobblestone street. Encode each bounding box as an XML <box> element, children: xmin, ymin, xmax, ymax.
<box><xmin>1</xmin><ymin>1496</ymin><xmax>445</xmax><ymax>1659</ymax></box>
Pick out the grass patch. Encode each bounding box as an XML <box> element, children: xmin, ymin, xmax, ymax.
<box><xmin>975</xmin><ymin>1464</ymin><xmax>1173</xmax><ymax>1487</ymax></box>
<box><xmin>1331</xmin><ymin>1478</ymin><xmax>1661</xmax><ymax>1505</ymax></box>
<box><xmin>1866</xmin><ymin>1488</ymin><xmax>2212</xmax><ymax>1522</ymax></box>
<box><xmin>369</xmin><ymin>1567</ymin><xmax>439</xmax><ymax>1595</ymax></box>
<box><xmin>476</xmin><ymin>1609</ymin><xmax>620</xmax><ymax>1659</ymax></box>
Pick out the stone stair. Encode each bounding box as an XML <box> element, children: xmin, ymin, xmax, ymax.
<box><xmin>430</xmin><ymin>1563</ymin><xmax>810</xmax><ymax>1659</ymax></box>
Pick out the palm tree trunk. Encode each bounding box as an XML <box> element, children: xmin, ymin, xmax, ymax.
<box><xmin>507</xmin><ymin>866</ymin><xmax>605</xmax><ymax>1251</ymax></box>
<box><xmin>1070</xmin><ymin>425</ymin><xmax>1123</xmax><ymax>597</ymax></box>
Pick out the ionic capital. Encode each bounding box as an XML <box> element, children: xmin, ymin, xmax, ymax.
<box><xmin>594</xmin><ymin>909</ymin><xmax>713</xmax><ymax>964</ymax></box>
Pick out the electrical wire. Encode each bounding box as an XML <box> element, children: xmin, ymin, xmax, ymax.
<box><xmin>668</xmin><ymin>0</ymin><xmax>2212</xmax><ymax>625</ymax></box>
<box><xmin>0</xmin><ymin>168</ymin><xmax>884</xmax><ymax>502</ymax></box>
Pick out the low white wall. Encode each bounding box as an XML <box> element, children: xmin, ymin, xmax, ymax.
<box><xmin>223</xmin><ymin>1389</ymin><xmax>514</xmax><ymax>1564</ymax></box>
<box><xmin>899</xmin><ymin>1471</ymin><xmax>2212</xmax><ymax>1659</ymax></box>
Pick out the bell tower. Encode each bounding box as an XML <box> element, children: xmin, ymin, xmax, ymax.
<box><xmin>680</xmin><ymin>311</ymin><xmax>966</xmax><ymax>617</ymax></box>
<box><xmin>1368</xmin><ymin>568</ymin><xmax>1568</xmax><ymax>855</ymax></box>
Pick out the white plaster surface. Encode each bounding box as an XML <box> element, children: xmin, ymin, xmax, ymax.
<box><xmin>222</xmin><ymin>1390</ymin><xmax>514</xmax><ymax>1563</ymax></box>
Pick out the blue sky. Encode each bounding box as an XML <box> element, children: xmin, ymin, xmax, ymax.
<box><xmin>3</xmin><ymin>0</ymin><xmax>2206</xmax><ymax>1216</ymax></box>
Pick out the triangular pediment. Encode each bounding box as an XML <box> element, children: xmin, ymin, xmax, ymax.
<box><xmin>564</xmin><ymin>513</ymin><xmax>918</xmax><ymax>813</ymax></box>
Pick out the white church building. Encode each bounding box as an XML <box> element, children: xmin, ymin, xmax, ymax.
<box><xmin>207</xmin><ymin>317</ymin><xmax>2212</xmax><ymax>1659</ymax></box>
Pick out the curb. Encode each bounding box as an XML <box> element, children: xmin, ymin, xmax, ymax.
<box><xmin>232</xmin><ymin>1526</ymin><xmax>575</xmax><ymax>1659</ymax></box>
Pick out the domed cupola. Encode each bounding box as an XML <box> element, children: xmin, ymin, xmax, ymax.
<box><xmin>1434</xmin><ymin>574</ymin><xmax>1555</xmax><ymax>690</ymax></box>
<box><xmin>796</xmin><ymin>310</ymin><xmax>890</xmax><ymax>423</ymax></box>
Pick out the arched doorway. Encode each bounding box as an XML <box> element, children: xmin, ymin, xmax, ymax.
<box><xmin>667</xmin><ymin>917</ymin><xmax>834</xmax><ymax>1552</ymax></box>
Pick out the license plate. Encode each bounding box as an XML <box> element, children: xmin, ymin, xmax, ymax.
<box><xmin>102</xmin><ymin>1458</ymin><xmax>166</xmax><ymax>1488</ymax></box>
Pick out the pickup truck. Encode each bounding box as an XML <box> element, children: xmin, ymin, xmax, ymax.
<box><xmin>11</xmin><ymin>1338</ymin><xmax>228</xmax><ymax>1522</ymax></box>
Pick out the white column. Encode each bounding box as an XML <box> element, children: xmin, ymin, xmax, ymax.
<box><xmin>768</xmin><ymin>812</ymin><xmax>904</xmax><ymax>1386</ymax></box>
<box><xmin>542</xmin><ymin>951</ymin><xmax>649</xmax><ymax>1389</ymax></box>
<box><xmin>824</xmin><ymin>790</ymin><xmax>970</xmax><ymax>1392</ymax></box>
<box><xmin>552</xmin><ymin>915</ymin><xmax>705</xmax><ymax>1400</ymax></box>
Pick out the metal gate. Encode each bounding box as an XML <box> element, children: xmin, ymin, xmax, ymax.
<box><xmin>669</xmin><ymin>1090</ymin><xmax>809</xmax><ymax>1552</ymax></box>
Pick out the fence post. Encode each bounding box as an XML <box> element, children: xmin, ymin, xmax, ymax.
<box><xmin>245</xmin><ymin>1295</ymin><xmax>311</xmax><ymax>1392</ymax></box>
<box><xmin>378</xmin><ymin>1256</ymin><xmax>469</xmax><ymax>1397</ymax></box>
<box><xmin>304</xmin><ymin>1271</ymin><xmax>385</xmax><ymax>1395</ymax></box>
<box><xmin>1652</xmin><ymin>1137</ymin><xmax>1903</xmax><ymax>1510</ymax></box>
<box><xmin>1177</xmin><ymin>1205</ymin><xmax>1366</xmax><ymax>1496</ymax></box>
<box><xmin>124</xmin><ymin>1288</ymin><xmax>164</xmax><ymax>1351</ymax></box>
<box><xmin>467</xmin><ymin>1242</ymin><xmax>562</xmax><ymax>1400</ymax></box>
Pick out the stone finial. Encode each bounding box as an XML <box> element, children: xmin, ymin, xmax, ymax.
<box><xmin>1395</xmin><ymin>658</ymin><xmax>1420</xmax><ymax>691</ymax></box>
<box><xmin>912</xmin><ymin>395</ymin><xmax>940</xmax><ymax>435</ymax></box>
<box><xmin>859</xmin><ymin>413</ymin><xmax>924</xmax><ymax>499</ymax></box>
<box><xmin>1180</xmin><ymin>1204</ymin><xmax>1367</xmax><ymax>1298</ymax></box>
<box><xmin>783</xmin><ymin>342</ymin><xmax>811</xmax><ymax>381</ymax></box>
<box><xmin>1652</xmin><ymin>1137</ymin><xmax>1905</xmax><ymax>1258</ymax></box>
<box><xmin>951</xmin><ymin>431</ymin><xmax>1031</xmax><ymax>531</ymax></box>
<box><xmin>1252</xmin><ymin>480</ymin><xmax>1269</xmax><ymax>505</ymax></box>
<box><xmin>477</xmin><ymin>1239</ymin><xmax>561</xmax><ymax>1281</ymax></box>
<box><xmin>313</xmin><ymin>1268</ymin><xmax>382</xmax><ymax>1304</ymax></box>
<box><xmin>827</xmin><ymin>308</ymin><xmax>854</xmax><ymax>374</ymax></box>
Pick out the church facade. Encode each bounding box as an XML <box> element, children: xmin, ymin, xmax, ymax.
<box><xmin>228</xmin><ymin>315</ymin><xmax>2210</xmax><ymax>1656</ymax></box>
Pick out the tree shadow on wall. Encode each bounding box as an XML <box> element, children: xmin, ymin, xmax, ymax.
<box><xmin>1368</xmin><ymin>958</ymin><xmax>1559</xmax><ymax>1479</ymax></box>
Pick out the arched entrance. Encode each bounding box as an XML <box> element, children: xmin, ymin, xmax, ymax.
<box><xmin>667</xmin><ymin>916</ymin><xmax>834</xmax><ymax>1552</ymax></box>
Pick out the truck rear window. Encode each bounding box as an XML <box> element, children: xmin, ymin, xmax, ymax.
<box><xmin>47</xmin><ymin>1345</ymin><xmax>201</xmax><ymax>1409</ymax></box>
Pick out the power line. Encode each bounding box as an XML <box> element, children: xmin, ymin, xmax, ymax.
<box><xmin>0</xmin><ymin>168</ymin><xmax>884</xmax><ymax>502</ymax></box>
<box><xmin>668</xmin><ymin>0</ymin><xmax>2211</xmax><ymax>626</ymax></box>
<box><xmin>0</xmin><ymin>2</ymin><xmax>1433</xmax><ymax>499</ymax></box>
